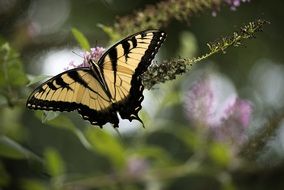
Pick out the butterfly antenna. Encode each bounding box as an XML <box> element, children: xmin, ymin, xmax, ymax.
<box><xmin>72</xmin><ymin>50</ymin><xmax>84</xmax><ymax>59</ymax></box>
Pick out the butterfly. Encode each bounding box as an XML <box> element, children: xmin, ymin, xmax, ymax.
<box><xmin>26</xmin><ymin>29</ymin><xmax>166</xmax><ymax>128</ymax></box>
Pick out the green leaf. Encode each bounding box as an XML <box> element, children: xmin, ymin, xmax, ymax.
<box><xmin>34</xmin><ymin>110</ymin><xmax>61</xmax><ymax>124</ymax></box>
<box><xmin>97</xmin><ymin>24</ymin><xmax>121</xmax><ymax>42</ymax></box>
<box><xmin>42</xmin><ymin>111</ymin><xmax>61</xmax><ymax>123</ymax></box>
<box><xmin>0</xmin><ymin>42</ymin><xmax>28</xmax><ymax>87</ymax></box>
<box><xmin>131</xmin><ymin>145</ymin><xmax>174</xmax><ymax>166</ymax></box>
<box><xmin>0</xmin><ymin>136</ymin><xmax>38</xmax><ymax>160</ymax></box>
<box><xmin>45</xmin><ymin>114</ymin><xmax>92</xmax><ymax>149</ymax></box>
<box><xmin>44</xmin><ymin>147</ymin><xmax>65</xmax><ymax>177</ymax></box>
<box><xmin>85</xmin><ymin>127</ymin><xmax>126</xmax><ymax>168</ymax></box>
<box><xmin>44</xmin><ymin>113</ymin><xmax>92</xmax><ymax>148</ymax></box>
<box><xmin>26</xmin><ymin>74</ymin><xmax>51</xmax><ymax>87</ymax></box>
<box><xmin>209</xmin><ymin>142</ymin><xmax>231</xmax><ymax>167</ymax></box>
<box><xmin>44</xmin><ymin>112</ymin><xmax>75</xmax><ymax>129</ymax></box>
<box><xmin>7</xmin><ymin>58</ymin><xmax>28</xmax><ymax>86</ymax></box>
<box><xmin>0</xmin><ymin>93</ymin><xmax>7</xmax><ymax>105</ymax></box>
<box><xmin>21</xmin><ymin>179</ymin><xmax>48</xmax><ymax>190</ymax></box>
<box><xmin>0</xmin><ymin>162</ymin><xmax>10</xmax><ymax>187</ymax></box>
<box><xmin>159</xmin><ymin>80</ymin><xmax>182</xmax><ymax>108</ymax></box>
<box><xmin>35</xmin><ymin>111</ymin><xmax>92</xmax><ymax>150</ymax></box>
<box><xmin>178</xmin><ymin>31</ymin><xmax>198</xmax><ymax>58</ymax></box>
<box><xmin>71</xmin><ymin>28</ymin><xmax>90</xmax><ymax>50</ymax></box>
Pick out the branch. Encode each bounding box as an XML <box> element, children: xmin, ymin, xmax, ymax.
<box><xmin>239</xmin><ymin>110</ymin><xmax>284</xmax><ymax>160</ymax></box>
<box><xmin>101</xmin><ymin>0</ymin><xmax>220</xmax><ymax>41</ymax></box>
<box><xmin>142</xmin><ymin>19</ymin><xmax>269</xmax><ymax>89</ymax></box>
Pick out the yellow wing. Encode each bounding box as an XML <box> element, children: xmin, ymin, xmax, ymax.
<box><xmin>98</xmin><ymin>30</ymin><xmax>166</xmax><ymax>102</ymax></box>
<box><xmin>27</xmin><ymin>30</ymin><xmax>166</xmax><ymax>127</ymax></box>
<box><xmin>26</xmin><ymin>68</ymin><xmax>119</xmax><ymax>126</ymax></box>
<box><xmin>94</xmin><ymin>30</ymin><xmax>166</xmax><ymax>123</ymax></box>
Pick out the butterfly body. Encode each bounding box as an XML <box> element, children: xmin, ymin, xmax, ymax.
<box><xmin>27</xmin><ymin>30</ymin><xmax>166</xmax><ymax>128</ymax></box>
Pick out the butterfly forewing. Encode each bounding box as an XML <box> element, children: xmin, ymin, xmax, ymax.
<box><xmin>97</xmin><ymin>30</ymin><xmax>166</xmax><ymax>122</ymax></box>
<box><xmin>99</xmin><ymin>30</ymin><xmax>166</xmax><ymax>101</ymax></box>
<box><xmin>27</xmin><ymin>68</ymin><xmax>112</xmax><ymax>112</ymax></box>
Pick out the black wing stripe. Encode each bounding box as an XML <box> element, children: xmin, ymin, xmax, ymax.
<box><xmin>67</xmin><ymin>71</ymin><xmax>89</xmax><ymax>88</ymax></box>
<box><xmin>105</xmin><ymin>48</ymin><xmax>119</xmax><ymax>100</ymax></box>
<box><xmin>55</xmin><ymin>77</ymin><xmax>71</xmax><ymax>90</ymax></box>
<box><xmin>67</xmin><ymin>71</ymin><xmax>106</xmax><ymax>100</ymax></box>
<box><xmin>108</xmin><ymin>49</ymin><xmax>118</xmax><ymax>73</ymax></box>
<box><xmin>122</xmin><ymin>40</ymin><xmax>130</xmax><ymax>57</ymax></box>
<box><xmin>130</xmin><ymin>37</ymin><xmax>137</xmax><ymax>48</ymax></box>
<box><xmin>140</xmin><ymin>31</ymin><xmax>147</xmax><ymax>38</ymax></box>
<box><xmin>47</xmin><ymin>82</ymin><xmax>58</xmax><ymax>90</ymax></box>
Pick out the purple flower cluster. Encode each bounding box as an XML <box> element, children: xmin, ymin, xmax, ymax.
<box><xmin>212</xmin><ymin>0</ymin><xmax>251</xmax><ymax>16</ymax></box>
<box><xmin>185</xmin><ymin>73</ymin><xmax>252</xmax><ymax>150</ymax></box>
<box><xmin>214</xmin><ymin>98</ymin><xmax>252</xmax><ymax>146</ymax></box>
<box><xmin>82</xmin><ymin>47</ymin><xmax>105</xmax><ymax>66</ymax></box>
<box><xmin>64</xmin><ymin>47</ymin><xmax>105</xmax><ymax>70</ymax></box>
<box><xmin>185</xmin><ymin>75</ymin><xmax>215</xmax><ymax>125</ymax></box>
<box><xmin>224</xmin><ymin>0</ymin><xmax>251</xmax><ymax>11</ymax></box>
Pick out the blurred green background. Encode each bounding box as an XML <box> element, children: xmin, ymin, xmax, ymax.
<box><xmin>1</xmin><ymin>0</ymin><xmax>284</xmax><ymax>189</ymax></box>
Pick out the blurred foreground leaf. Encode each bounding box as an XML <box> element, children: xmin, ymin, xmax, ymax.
<box><xmin>0</xmin><ymin>42</ymin><xmax>28</xmax><ymax>88</ymax></box>
<box><xmin>35</xmin><ymin>111</ymin><xmax>92</xmax><ymax>149</ymax></box>
<box><xmin>97</xmin><ymin>24</ymin><xmax>121</xmax><ymax>42</ymax></box>
<box><xmin>209</xmin><ymin>143</ymin><xmax>231</xmax><ymax>167</ymax></box>
<box><xmin>71</xmin><ymin>28</ymin><xmax>90</xmax><ymax>50</ymax></box>
<box><xmin>26</xmin><ymin>74</ymin><xmax>51</xmax><ymax>87</ymax></box>
<box><xmin>132</xmin><ymin>145</ymin><xmax>174</xmax><ymax>166</ymax></box>
<box><xmin>41</xmin><ymin>111</ymin><xmax>61</xmax><ymax>123</ymax></box>
<box><xmin>0</xmin><ymin>162</ymin><xmax>10</xmax><ymax>187</ymax></box>
<box><xmin>85</xmin><ymin>128</ymin><xmax>126</xmax><ymax>169</ymax></box>
<box><xmin>44</xmin><ymin>147</ymin><xmax>65</xmax><ymax>177</ymax></box>
<box><xmin>21</xmin><ymin>179</ymin><xmax>47</xmax><ymax>190</ymax></box>
<box><xmin>0</xmin><ymin>136</ymin><xmax>40</xmax><ymax>160</ymax></box>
